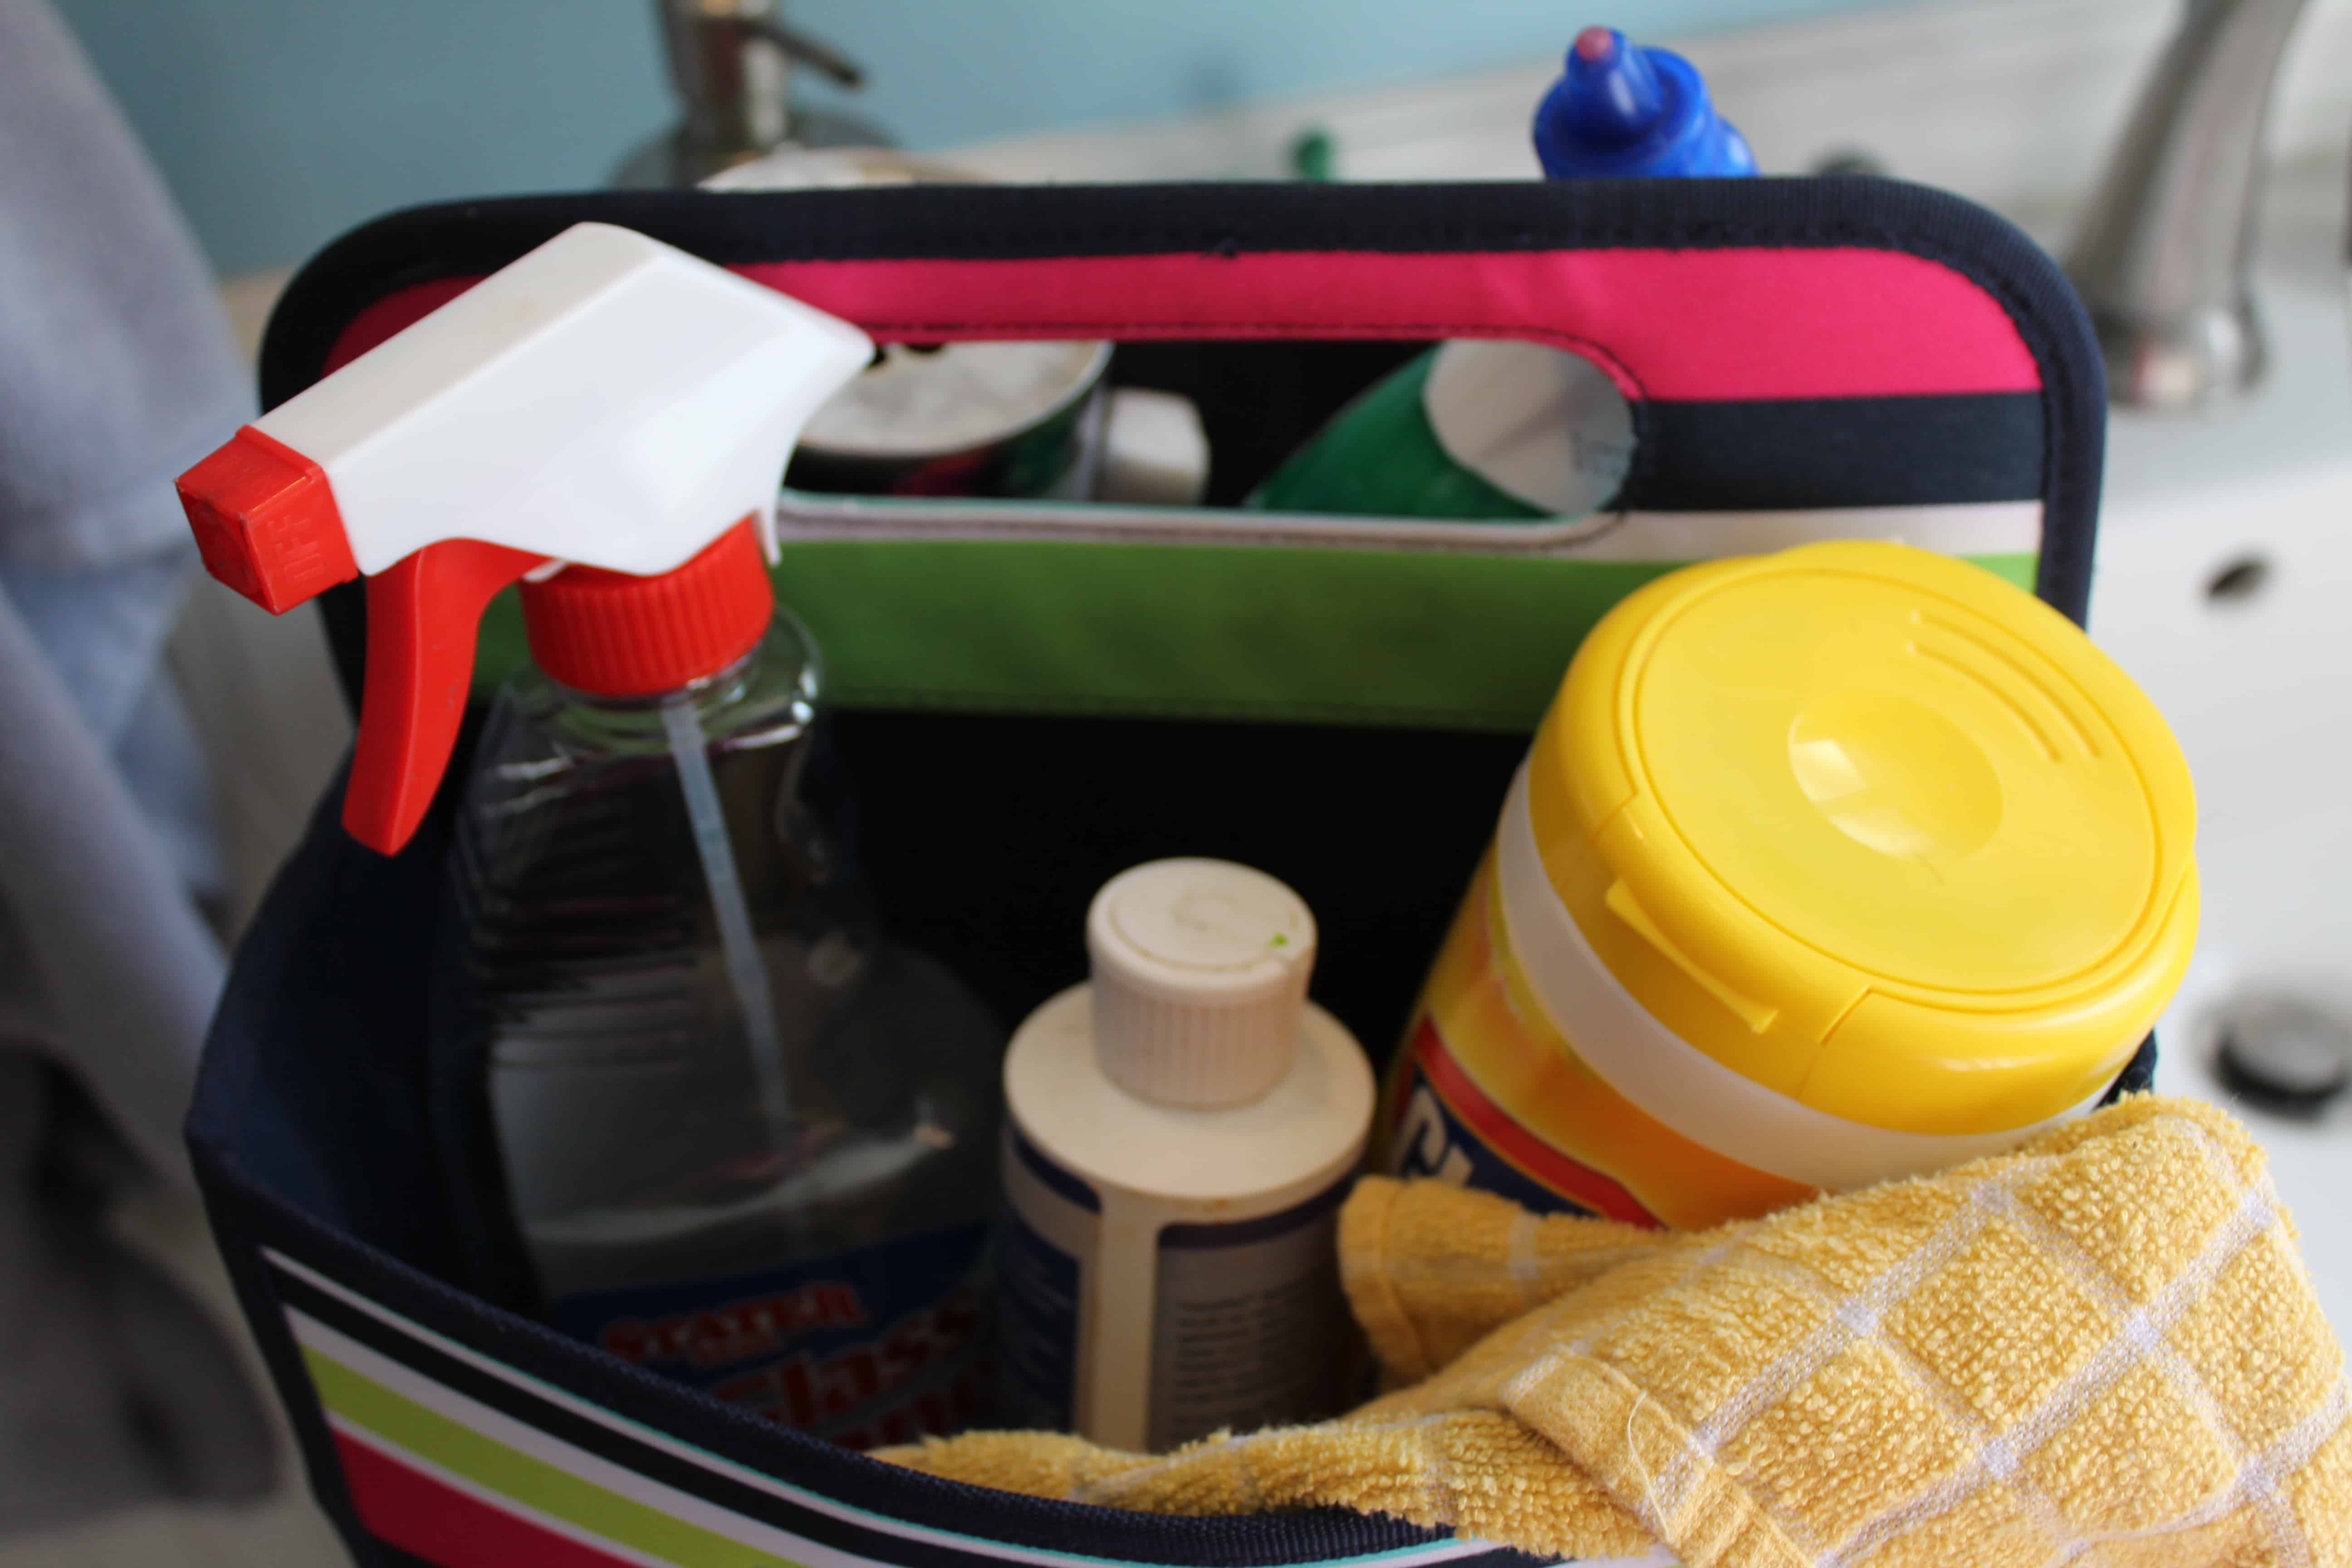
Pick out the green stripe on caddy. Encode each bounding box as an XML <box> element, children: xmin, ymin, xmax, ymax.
<box><xmin>304</xmin><ymin>1340</ymin><xmax>808</xmax><ymax>1568</ymax></box>
<box><xmin>474</xmin><ymin>539</ymin><xmax>2037</xmax><ymax>728</ymax></box>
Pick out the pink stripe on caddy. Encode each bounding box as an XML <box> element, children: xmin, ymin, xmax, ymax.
<box><xmin>325</xmin><ymin>247</ymin><xmax>2040</xmax><ymax>403</ymax></box>
<box><xmin>744</xmin><ymin>248</ymin><xmax>2041</xmax><ymax>401</ymax></box>
<box><xmin>337</xmin><ymin>1431</ymin><xmax>647</xmax><ymax>1568</ymax></box>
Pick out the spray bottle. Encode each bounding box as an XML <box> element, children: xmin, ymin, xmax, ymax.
<box><xmin>1248</xmin><ymin>26</ymin><xmax>1754</xmax><ymax>520</ymax></box>
<box><xmin>175</xmin><ymin>224</ymin><xmax>1006</xmax><ymax>1446</ymax></box>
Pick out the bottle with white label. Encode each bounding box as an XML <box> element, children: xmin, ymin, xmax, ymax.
<box><xmin>997</xmin><ymin>860</ymin><xmax>1376</xmax><ymax>1452</ymax></box>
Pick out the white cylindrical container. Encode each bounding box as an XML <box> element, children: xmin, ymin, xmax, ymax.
<box><xmin>997</xmin><ymin>859</ymin><xmax>1375</xmax><ymax>1452</ymax></box>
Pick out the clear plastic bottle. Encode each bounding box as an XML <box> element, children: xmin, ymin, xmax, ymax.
<box><xmin>451</xmin><ymin>605</ymin><xmax>1004</xmax><ymax>1448</ymax></box>
<box><xmin>168</xmin><ymin>222</ymin><xmax>999</xmax><ymax>1446</ymax></box>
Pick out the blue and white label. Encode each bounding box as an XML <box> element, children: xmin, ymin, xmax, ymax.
<box><xmin>995</xmin><ymin>1126</ymin><xmax>1096</xmax><ymax>1432</ymax></box>
<box><xmin>998</xmin><ymin>1122</ymin><xmax>1355</xmax><ymax>1450</ymax></box>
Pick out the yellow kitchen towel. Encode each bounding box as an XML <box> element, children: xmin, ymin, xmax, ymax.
<box><xmin>887</xmin><ymin>1097</ymin><xmax>2349</xmax><ymax>1566</ymax></box>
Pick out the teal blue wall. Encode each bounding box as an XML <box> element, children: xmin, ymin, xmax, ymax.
<box><xmin>55</xmin><ymin>0</ymin><xmax>1914</xmax><ymax>273</ymax></box>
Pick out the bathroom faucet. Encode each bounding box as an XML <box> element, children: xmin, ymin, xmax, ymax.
<box><xmin>2065</xmin><ymin>0</ymin><xmax>2312</xmax><ymax>412</ymax></box>
<box><xmin>613</xmin><ymin>0</ymin><xmax>887</xmax><ymax>188</ymax></box>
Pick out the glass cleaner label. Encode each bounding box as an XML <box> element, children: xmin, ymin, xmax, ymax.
<box><xmin>1385</xmin><ymin>1017</ymin><xmax>1661</xmax><ymax>1227</ymax></box>
<box><xmin>551</xmin><ymin>1221</ymin><xmax>991</xmax><ymax>1449</ymax></box>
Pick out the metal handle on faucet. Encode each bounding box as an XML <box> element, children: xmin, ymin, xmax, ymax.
<box><xmin>744</xmin><ymin>13</ymin><xmax>863</xmax><ymax>89</ymax></box>
<box><xmin>657</xmin><ymin>0</ymin><xmax>867</xmax><ymax>155</ymax></box>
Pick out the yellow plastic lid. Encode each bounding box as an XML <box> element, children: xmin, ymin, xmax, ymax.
<box><xmin>1526</xmin><ymin>542</ymin><xmax>2198</xmax><ymax>1136</ymax></box>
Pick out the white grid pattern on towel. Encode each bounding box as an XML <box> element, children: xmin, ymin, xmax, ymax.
<box><xmin>1495</xmin><ymin>1234</ymin><xmax>1744</xmax><ymax>1417</ymax></box>
<box><xmin>1050</xmin><ymin>1121</ymin><xmax>2344</xmax><ymax>1568</ymax></box>
<box><xmin>1630</xmin><ymin>1169</ymin><xmax>2026</xmax><ymax>1548</ymax></box>
<box><xmin>1707</xmin><ymin>1240</ymin><xmax>2081</xmax><ymax>1560</ymax></box>
<box><xmin>1506</xmin><ymin>1210</ymin><xmax>1545</xmax><ymax>1308</ymax></box>
<box><xmin>1980</xmin><ymin>1181</ymin><xmax>2313</xmax><ymax>1568</ymax></box>
<box><xmin>1818</xmin><ymin>1179</ymin><xmax>2278</xmax><ymax>1568</ymax></box>
<box><xmin>1501</xmin><ymin>1127</ymin><xmax>2334</xmax><ymax>1568</ymax></box>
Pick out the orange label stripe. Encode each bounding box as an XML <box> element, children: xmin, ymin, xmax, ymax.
<box><xmin>1412</xmin><ymin>1020</ymin><xmax>1661</xmax><ymax>1228</ymax></box>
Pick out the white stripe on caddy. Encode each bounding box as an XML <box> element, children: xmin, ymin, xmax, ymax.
<box><xmin>774</xmin><ymin>495</ymin><xmax>2043</xmax><ymax>563</ymax></box>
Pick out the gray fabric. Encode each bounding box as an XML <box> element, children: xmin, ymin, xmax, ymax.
<box><xmin>0</xmin><ymin>2</ymin><xmax>250</xmax><ymax>573</ymax></box>
<box><xmin>0</xmin><ymin>583</ymin><xmax>223</xmax><ymax>1184</ymax></box>
<box><xmin>3</xmin><ymin>555</ymin><xmax>225</xmax><ymax>901</ymax></box>
<box><xmin>0</xmin><ymin>1056</ymin><xmax>274</xmax><ymax>1535</ymax></box>
<box><xmin>0</xmin><ymin>0</ymin><xmax>277</xmax><ymax>1530</ymax></box>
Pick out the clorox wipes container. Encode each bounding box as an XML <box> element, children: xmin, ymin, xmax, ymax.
<box><xmin>1379</xmin><ymin>541</ymin><xmax>2199</xmax><ymax>1230</ymax></box>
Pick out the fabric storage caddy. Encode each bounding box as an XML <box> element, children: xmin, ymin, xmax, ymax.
<box><xmin>189</xmin><ymin>177</ymin><xmax>2116</xmax><ymax>1568</ymax></box>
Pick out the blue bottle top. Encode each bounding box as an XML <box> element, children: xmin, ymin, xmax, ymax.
<box><xmin>1533</xmin><ymin>26</ymin><xmax>1756</xmax><ymax>179</ymax></box>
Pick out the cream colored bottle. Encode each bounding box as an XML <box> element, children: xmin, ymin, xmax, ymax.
<box><xmin>996</xmin><ymin>860</ymin><xmax>1376</xmax><ymax>1452</ymax></box>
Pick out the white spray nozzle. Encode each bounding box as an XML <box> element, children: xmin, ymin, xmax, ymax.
<box><xmin>177</xmin><ymin>222</ymin><xmax>874</xmax><ymax>854</ymax></box>
<box><xmin>255</xmin><ymin>222</ymin><xmax>872</xmax><ymax>575</ymax></box>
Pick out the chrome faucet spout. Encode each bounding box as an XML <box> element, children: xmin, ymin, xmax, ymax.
<box><xmin>2065</xmin><ymin>0</ymin><xmax>2312</xmax><ymax>413</ymax></box>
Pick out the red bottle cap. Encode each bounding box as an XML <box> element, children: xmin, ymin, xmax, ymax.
<box><xmin>520</xmin><ymin>521</ymin><xmax>774</xmax><ymax>697</ymax></box>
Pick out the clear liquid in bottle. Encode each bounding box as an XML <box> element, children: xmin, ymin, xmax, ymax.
<box><xmin>449</xmin><ymin>609</ymin><xmax>1002</xmax><ymax>1447</ymax></box>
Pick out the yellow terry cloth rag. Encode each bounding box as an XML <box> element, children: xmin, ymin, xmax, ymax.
<box><xmin>887</xmin><ymin>1097</ymin><xmax>2349</xmax><ymax>1566</ymax></box>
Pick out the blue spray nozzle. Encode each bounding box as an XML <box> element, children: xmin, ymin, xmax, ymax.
<box><xmin>1533</xmin><ymin>25</ymin><xmax>1757</xmax><ymax>180</ymax></box>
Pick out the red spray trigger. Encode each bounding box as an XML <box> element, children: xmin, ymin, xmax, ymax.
<box><xmin>347</xmin><ymin>543</ymin><xmax>548</xmax><ymax>855</ymax></box>
<box><xmin>173</xmin><ymin>439</ymin><xmax>548</xmax><ymax>854</ymax></box>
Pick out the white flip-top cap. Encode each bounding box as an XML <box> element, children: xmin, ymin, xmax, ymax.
<box><xmin>1085</xmin><ymin>859</ymin><xmax>1318</xmax><ymax>1109</ymax></box>
<box><xmin>252</xmin><ymin>222</ymin><xmax>872</xmax><ymax>576</ymax></box>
